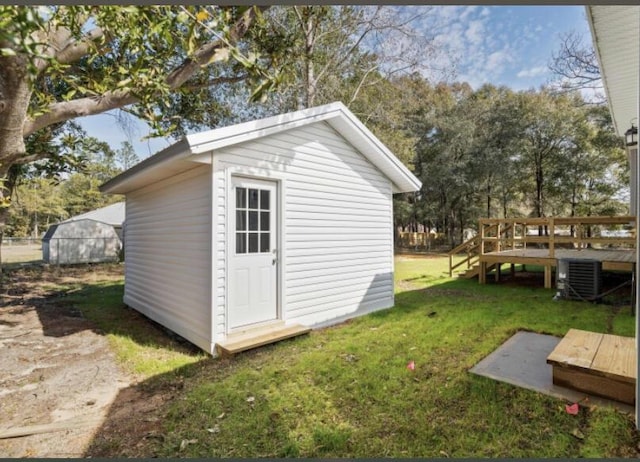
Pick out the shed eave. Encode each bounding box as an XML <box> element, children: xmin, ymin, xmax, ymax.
<box><xmin>100</xmin><ymin>138</ymin><xmax>191</xmax><ymax>194</ymax></box>
<box><xmin>586</xmin><ymin>5</ymin><xmax>640</xmax><ymax>136</ymax></box>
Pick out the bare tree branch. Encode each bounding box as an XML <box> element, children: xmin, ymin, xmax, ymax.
<box><xmin>548</xmin><ymin>31</ymin><xmax>602</xmax><ymax>95</ymax></box>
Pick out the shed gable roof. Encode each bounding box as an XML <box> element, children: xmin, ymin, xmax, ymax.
<box><xmin>101</xmin><ymin>102</ymin><xmax>421</xmax><ymax>194</ymax></box>
<box><xmin>61</xmin><ymin>201</ymin><xmax>125</xmax><ymax>227</ymax></box>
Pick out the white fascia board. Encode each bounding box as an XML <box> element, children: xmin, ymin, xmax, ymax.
<box><xmin>186</xmin><ymin>102</ymin><xmax>345</xmax><ymax>153</ymax></box>
<box><xmin>325</xmin><ymin>106</ymin><xmax>422</xmax><ymax>193</ymax></box>
<box><xmin>586</xmin><ymin>6</ymin><xmax>621</xmax><ymax>134</ymax></box>
<box><xmin>587</xmin><ymin>6</ymin><xmax>640</xmax><ymax>136</ymax></box>
<box><xmin>100</xmin><ymin>139</ymin><xmax>191</xmax><ymax>194</ymax></box>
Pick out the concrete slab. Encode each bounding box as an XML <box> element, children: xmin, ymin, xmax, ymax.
<box><xmin>469</xmin><ymin>331</ymin><xmax>634</xmax><ymax>414</ymax></box>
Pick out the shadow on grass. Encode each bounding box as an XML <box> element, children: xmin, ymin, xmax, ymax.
<box><xmin>84</xmin><ymin>348</ymin><xmax>306</xmax><ymax>457</ymax></box>
<box><xmin>2</xmin><ymin>264</ymin><xmax>201</xmax><ymax>356</ymax></box>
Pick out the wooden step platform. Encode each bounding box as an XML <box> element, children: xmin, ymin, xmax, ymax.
<box><xmin>546</xmin><ymin>329</ymin><xmax>636</xmax><ymax>404</ymax></box>
<box><xmin>215</xmin><ymin>322</ymin><xmax>311</xmax><ymax>357</ymax></box>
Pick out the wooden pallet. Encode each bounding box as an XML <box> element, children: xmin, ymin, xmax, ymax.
<box><xmin>546</xmin><ymin>329</ymin><xmax>636</xmax><ymax>404</ymax></box>
<box><xmin>216</xmin><ymin>323</ymin><xmax>311</xmax><ymax>357</ymax></box>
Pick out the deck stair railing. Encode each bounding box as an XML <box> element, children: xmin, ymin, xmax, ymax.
<box><xmin>448</xmin><ymin>235</ymin><xmax>481</xmax><ymax>277</ymax></box>
<box><xmin>448</xmin><ymin>223</ymin><xmax>513</xmax><ymax>277</ymax></box>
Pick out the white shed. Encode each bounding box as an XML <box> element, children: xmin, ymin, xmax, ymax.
<box><xmin>62</xmin><ymin>201</ymin><xmax>126</xmax><ymax>240</ymax></box>
<box><xmin>100</xmin><ymin>102</ymin><xmax>421</xmax><ymax>355</ymax></box>
<box><xmin>42</xmin><ymin>219</ymin><xmax>121</xmax><ymax>264</ymax></box>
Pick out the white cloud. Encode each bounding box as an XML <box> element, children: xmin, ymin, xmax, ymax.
<box><xmin>465</xmin><ymin>20</ymin><xmax>485</xmax><ymax>45</ymax></box>
<box><xmin>516</xmin><ymin>66</ymin><xmax>548</xmax><ymax>78</ymax></box>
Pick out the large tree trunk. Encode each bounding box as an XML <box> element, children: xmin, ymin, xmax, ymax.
<box><xmin>0</xmin><ymin>53</ymin><xmax>32</xmax><ymax>273</ymax></box>
<box><xmin>0</xmin><ymin>53</ymin><xmax>31</xmax><ymax>177</ymax></box>
<box><xmin>298</xmin><ymin>7</ymin><xmax>317</xmax><ymax>108</ymax></box>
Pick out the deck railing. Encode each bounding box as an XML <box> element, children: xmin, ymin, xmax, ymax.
<box><xmin>479</xmin><ymin>215</ymin><xmax>636</xmax><ymax>258</ymax></box>
<box><xmin>448</xmin><ymin>215</ymin><xmax>636</xmax><ymax>277</ymax></box>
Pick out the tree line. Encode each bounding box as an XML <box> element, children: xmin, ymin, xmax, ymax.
<box><xmin>388</xmin><ymin>80</ymin><xmax>627</xmax><ymax>246</ymax></box>
<box><xmin>1</xmin><ymin>6</ymin><xmax>628</xmax><ymax>246</ymax></box>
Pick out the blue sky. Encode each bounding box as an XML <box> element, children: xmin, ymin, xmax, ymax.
<box><xmin>78</xmin><ymin>5</ymin><xmax>593</xmax><ymax>161</ymax></box>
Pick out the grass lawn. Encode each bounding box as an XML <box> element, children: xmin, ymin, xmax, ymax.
<box><xmin>41</xmin><ymin>256</ymin><xmax>639</xmax><ymax>457</ymax></box>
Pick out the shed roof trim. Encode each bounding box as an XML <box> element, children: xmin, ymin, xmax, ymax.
<box><xmin>586</xmin><ymin>5</ymin><xmax>640</xmax><ymax>136</ymax></box>
<box><xmin>101</xmin><ymin>102</ymin><xmax>421</xmax><ymax>194</ymax></box>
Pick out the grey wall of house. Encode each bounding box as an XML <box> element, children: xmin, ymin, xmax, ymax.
<box><xmin>635</xmin><ymin>30</ymin><xmax>639</xmax><ymax>429</ymax></box>
<box><xmin>630</xmin><ymin>148</ymin><xmax>637</xmax><ymax>214</ymax></box>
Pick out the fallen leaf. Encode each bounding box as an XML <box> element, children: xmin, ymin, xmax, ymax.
<box><xmin>439</xmin><ymin>450</ymin><xmax>450</xmax><ymax>458</ymax></box>
<box><xmin>565</xmin><ymin>403</ymin><xmax>579</xmax><ymax>415</ymax></box>
<box><xmin>246</xmin><ymin>396</ymin><xmax>255</xmax><ymax>404</ymax></box>
<box><xmin>407</xmin><ymin>360</ymin><xmax>415</xmax><ymax>371</ymax></box>
<box><xmin>571</xmin><ymin>428</ymin><xmax>585</xmax><ymax>440</ymax></box>
<box><xmin>217</xmin><ymin>412</ymin><xmax>225</xmax><ymax>419</ymax></box>
<box><xmin>207</xmin><ymin>425</ymin><xmax>220</xmax><ymax>434</ymax></box>
<box><xmin>180</xmin><ymin>439</ymin><xmax>198</xmax><ymax>451</ymax></box>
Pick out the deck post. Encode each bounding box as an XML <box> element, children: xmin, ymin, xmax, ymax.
<box><xmin>549</xmin><ymin>217</ymin><xmax>555</xmax><ymax>259</ymax></box>
<box><xmin>479</xmin><ymin>261</ymin><xmax>487</xmax><ymax>284</ymax></box>
<box><xmin>495</xmin><ymin>263</ymin><xmax>501</xmax><ymax>282</ymax></box>
<box><xmin>544</xmin><ymin>265</ymin><xmax>553</xmax><ymax>289</ymax></box>
<box><xmin>497</xmin><ymin>223</ymin><xmax>502</xmax><ymax>252</ymax></box>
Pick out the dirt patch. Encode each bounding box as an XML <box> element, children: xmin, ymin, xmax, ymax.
<box><xmin>0</xmin><ymin>264</ymin><xmax>132</xmax><ymax>457</ymax></box>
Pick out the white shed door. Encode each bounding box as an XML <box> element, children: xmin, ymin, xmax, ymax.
<box><xmin>228</xmin><ymin>177</ymin><xmax>278</xmax><ymax>330</ymax></box>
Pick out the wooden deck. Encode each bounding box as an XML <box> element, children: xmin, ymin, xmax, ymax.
<box><xmin>546</xmin><ymin>329</ymin><xmax>636</xmax><ymax>404</ymax></box>
<box><xmin>448</xmin><ymin>215</ymin><xmax>636</xmax><ymax>288</ymax></box>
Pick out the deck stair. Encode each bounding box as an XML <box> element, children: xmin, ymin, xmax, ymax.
<box><xmin>216</xmin><ymin>321</ymin><xmax>311</xmax><ymax>357</ymax></box>
<box><xmin>546</xmin><ymin>329</ymin><xmax>636</xmax><ymax>405</ymax></box>
<box><xmin>460</xmin><ymin>263</ymin><xmax>495</xmax><ymax>279</ymax></box>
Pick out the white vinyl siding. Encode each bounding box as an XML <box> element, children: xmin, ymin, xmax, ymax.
<box><xmin>214</xmin><ymin>121</ymin><xmax>394</xmax><ymax>333</ymax></box>
<box><xmin>124</xmin><ymin>165</ymin><xmax>213</xmax><ymax>352</ymax></box>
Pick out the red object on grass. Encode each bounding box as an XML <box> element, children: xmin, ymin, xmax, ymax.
<box><xmin>565</xmin><ymin>403</ymin><xmax>579</xmax><ymax>415</ymax></box>
<box><xmin>407</xmin><ymin>360</ymin><xmax>415</xmax><ymax>371</ymax></box>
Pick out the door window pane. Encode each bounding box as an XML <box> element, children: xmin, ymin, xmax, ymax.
<box><xmin>248</xmin><ymin>211</ymin><xmax>259</xmax><ymax>231</ymax></box>
<box><xmin>260</xmin><ymin>212</ymin><xmax>270</xmax><ymax>231</ymax></box>
<box><xmin>248</xmin><ymin>189</ymin><xmax>259</xmax><ymax>209</ymax></box>
<box><xmin>236</xmin><ymin>211</ymin><xmax>246</xmax><ymax>231</ymax></box>
<box><xmin>260</xmin><ymin>190</ymin><xmax>270</xmax><ymax>210</ymax></box>
<box><xmin>236</xmin><ymin>188</ymin><xmax>246</xmax><ymax>208</ymax></box>
<box><xmin>248</xmin><ymin>233</ymin><xmax>259</xmax><ymax>253</ymax></box>
<box><xmin>236</xmin><ymin>233</ymin><xmax>246</xmax><ymax>254</ymax></box>
<box><xmin>260</xmin><ymin>232</ymin><xmax>270</xmax><ymax>253</ymax></box>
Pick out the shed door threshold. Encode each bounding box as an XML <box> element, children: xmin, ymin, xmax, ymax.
<box><xmin>216</xmin><ymin>321</ymin><xmax>311</xmax><ymax>357</ymax></box>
